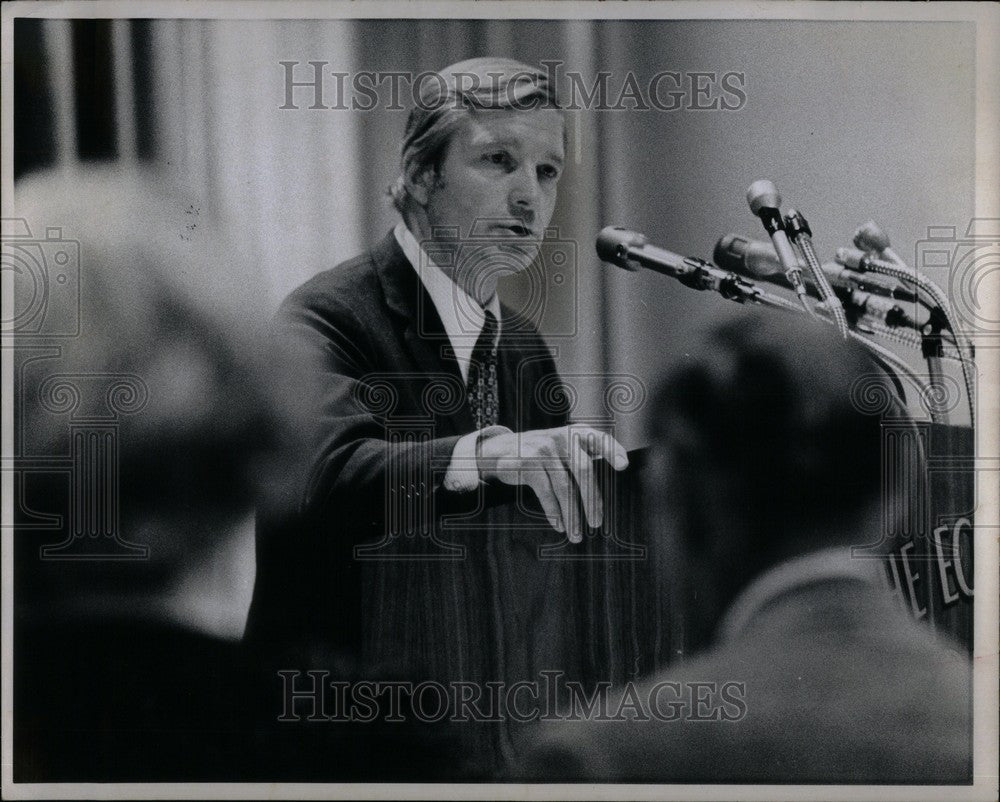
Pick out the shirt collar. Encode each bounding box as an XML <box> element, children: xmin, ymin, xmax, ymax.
<box><xmin>394</xmin><ymin>222</ymin><xmax>501</xmax><ymax>351</ymax></box>
<box><xmin>716</xmin><ymin>546</ymin><xmax>886</xmax><ymax>643</ymax></box>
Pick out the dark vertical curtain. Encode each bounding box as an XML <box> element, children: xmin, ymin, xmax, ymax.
<box><xmin>14</xmin><ymin>19</ymin><xmax>55</xmax><ymax>178</ymax></box>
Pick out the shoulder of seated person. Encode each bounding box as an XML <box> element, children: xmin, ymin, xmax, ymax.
<box><xmin>279</xmin><ymin>251</ymin><xmax>384</xmax><ymax>319</ymax></box>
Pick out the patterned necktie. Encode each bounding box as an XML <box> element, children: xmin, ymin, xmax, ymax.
<box><xmin>467</xmin><ymin>310</ymin><xmax>499</xmax><ymax>429</ymax></box>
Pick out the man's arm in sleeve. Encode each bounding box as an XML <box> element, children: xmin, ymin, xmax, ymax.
<box><xmin>271</xmin><ymin>287</ymin><xmax>465</xmax><ymax>531</ymax></box>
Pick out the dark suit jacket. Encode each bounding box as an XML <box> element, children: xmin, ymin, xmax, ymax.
<box><xmin>517</xmin><ymin>576</ymin><xmax>972</xmax><ymax>784</ymax></box>
<box><xmin>246</xmin><ymin>229</ymin><xmax>571</xmax><ymax>656</ymax></box>
<box><xmin>244</xmin><ymin>231</ymin><xmax>587</xmax><ymax>770</ymax></box>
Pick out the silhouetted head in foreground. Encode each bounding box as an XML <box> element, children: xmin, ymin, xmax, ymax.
<box><xmin>14</xmin><ymin>166</ymin><xmax>288</xmax><ymax>634</ymax></box>
<box><xmin>645</xmin><ymin>310</ymin><xmax>899</xmax><ymax>651</ymax></box>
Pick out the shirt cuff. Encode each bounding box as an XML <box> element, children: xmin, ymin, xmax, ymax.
<box><xmin>442</xmin><ymin>425</ymin><xmax>512</xmax><ymax>493</ymax></box>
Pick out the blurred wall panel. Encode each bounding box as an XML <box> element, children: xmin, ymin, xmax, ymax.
<box><xmin>43</xmin><ymin>19</ymin><xmax>76</xmax><ymax>169</ymax></box>
<box><xmin>548</xmin><ymin>20</ymin><xmax>609</xmax><ymax>425</ymax></box>
<box><xmin>130</xmin><ymin>19</ymin><xmax>157</xmax><ymax>161</ymax></box>
<box><xmin>71</xmin><ymin>20</ymin><xmax>117</xmax><ymax>162</ymax></box>
<box><xmin>146</xmin><ymin>20</ymin><xmax>362</xmax><ymax>309</ymax></box>
<box><xmin>13</xmin><ymin>19</ymin><xmax>55</xmax><ymax>178</ymax></box>
<box><xmin>149</xmin><ymin>22</ymin><xmax>185</xmax><ymax>175</ymax></box>
<box><xmin>110</xmin><ymin>19</ymin><xmax>137</xmax><ymax>162</ymax></box>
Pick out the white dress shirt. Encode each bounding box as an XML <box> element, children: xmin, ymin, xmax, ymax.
<box><xmin>393</xmin><ymin>223</ymin><xmax>511</xmax><ymax>492</ymax></box>
<box><xmin>393</xmin><ymin>223</ymin><xmax>502</xmax><ymax>384</ymax></box>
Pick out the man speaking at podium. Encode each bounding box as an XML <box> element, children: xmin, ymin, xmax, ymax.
<box><xmin>245</xmin><ymin>57</ymin><xmax>629</xmax><ymax>774</ymax></box>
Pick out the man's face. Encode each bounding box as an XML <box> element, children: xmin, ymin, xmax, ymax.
<box><xmin>419</xmin><ymin>107</ymin><xmax>565</xmax><ymax>296</ymax></box>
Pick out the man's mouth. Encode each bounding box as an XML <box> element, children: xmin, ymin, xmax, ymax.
<box><xmin>491</xmin><ymin>223</ymin><xmax>534</xmax><ymax>238</ymax></box>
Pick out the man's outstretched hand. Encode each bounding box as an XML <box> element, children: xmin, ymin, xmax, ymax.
<box><xmin>477</xmin><ymin>426</ymin><xmax>629</xmax><ymax>543</ymax></box>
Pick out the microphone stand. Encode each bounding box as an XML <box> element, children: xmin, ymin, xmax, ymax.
<box><xmin>919</xmin><ymin>306</ymin><xmax>951</xmax><ymax>425</ymax></box>
<box><xmin>835</xmin><ymin>247</ymin><xmax>975</xmax><ymax>427</ymax></box>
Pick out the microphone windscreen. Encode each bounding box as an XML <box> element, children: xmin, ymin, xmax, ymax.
<box><xmin>714</xmin><ymin>233</ymin><xmax>787</xmax><ymax>277</ymax></box>
<box><xmin>713</xmin><ymin>234</ymin><xmax>750</xmax><ymax>273</ymax></box>
<box><xmin>746</xmin><ymin>180</ymin><xmax>781</xmax><ymax>215</ymax></box>
<box><xmin>835</xmin><ymin>246</ymin><xmax>866</xmax><ymax>270</ymax></box>
<box><xmin>596</xmin><ymin>226</ymin><xmax>646</xmax><ymax>265</ymax></box>
<box><xmin>853</xmin><ymin>220</ymin><xmax>891</xmax><ymax>253</ymax></box>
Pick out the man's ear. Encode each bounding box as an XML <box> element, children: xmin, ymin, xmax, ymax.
<box><xmin>405</xmin><ymin>163</ymin><xmax>435</xmax><ymax>207</ymax></box>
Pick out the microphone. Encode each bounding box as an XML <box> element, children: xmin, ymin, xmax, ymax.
<box><xmin>854</xmin><ymin>220</ymin><xmax>909</xmax><ymax>268</ymax></box>
<box><xmin>713</xmin><ymin>235</ymin><xmax>921</xmax><ymax>330</ymax></box>
<box><xmin>853</xmin><ymin>221</ymin><xmax>974</xmax><ymax>427</ymax></box>
<box><xmin>822</xmin><ymin>260</ymin><xmax>918</xmax><ymax>304</ymax></box>
<box><xmin>713</xmin><ymin>233</ymin><xmax>794</xmax><ymax>277</ymax></box>
<box><xmin>596</xmin><ymin>227</ymin><xmax>763</xmax><ymax>303</ymax></box>
<box><xmin>836</xmin><ymin>246</ymin><xmax>900</xmax><ymax>273</ymax></box>
<box><xmin>745</xmin><ymin>181</ymin><xmax>811</xmax><ymax>311</ymax></box>
<box><xmin>847</xmin><ymin>288</ymin><xmax>922</xmax><ymax>331</ymax></box>
<box><xmin>714</xmin><ymin>233</ymin><xmax>798</xmax><ymax>278</ymax></box>
<box><xmin>596</xmin><ymin>227</ymin><xmax>692</xmax><ymax>278</ymax></box>
<box><xmin>853</xmin><ymin>220</ymin><xmax>891</xmax><ymax>255</ymax></box>
<box><xmin>715</xmin><ymin>234</ymin><xmax>917</xmax><ymax>303</ymax></box>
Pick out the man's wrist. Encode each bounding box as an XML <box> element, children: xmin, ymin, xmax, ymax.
<box><xmin>443</xmin><ymin>425</ymin><xmax>511</xmax><ymax>492</ymax></box>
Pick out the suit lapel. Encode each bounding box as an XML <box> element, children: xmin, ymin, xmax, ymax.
<box><xmin>371</xmin><ymin>230</ymin><xmax>473</xmax><ymax>433</ymax></box>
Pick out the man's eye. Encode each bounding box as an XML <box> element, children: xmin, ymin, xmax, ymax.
<box><xmin>539</xmin><ymin>165</ymin><xmax>560</xmax><ymax>180</ymax></box>
<box><xmin>485</xmin><ymin>151</ymin><xmax>511</xmax><ymax>167</ymax></box>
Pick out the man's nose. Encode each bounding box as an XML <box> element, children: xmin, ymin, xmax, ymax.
<box><xmin>508</xmin><ymin>169</ymin><xmax>539</xmax><ymax>221</ymax></box>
